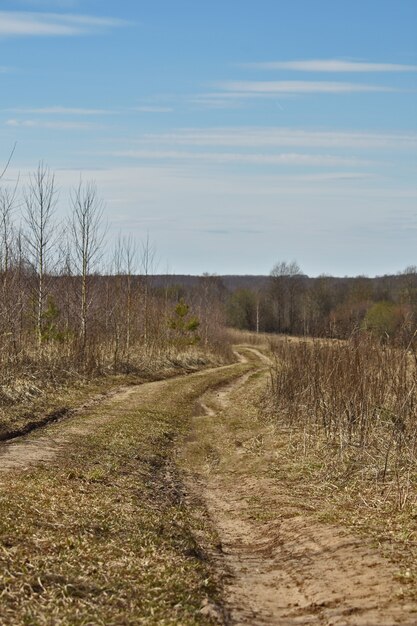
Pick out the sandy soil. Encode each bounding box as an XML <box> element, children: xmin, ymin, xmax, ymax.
<box><xmin>0</xmin><ymin>385</ymin><xmax>139</xmax><ymax>471</ymax></box>
<box><xmin>0</xmin><ymin>361</ymin><xmax>237</xmax><ymax>472</ymax></box>
<box><xmin>182</xmin><ymin>354</ymin><xmax>417</xmax><ymax>625</ymax></box>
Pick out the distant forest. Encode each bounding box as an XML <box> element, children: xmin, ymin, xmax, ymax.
<box><xmin>1</xmin><ymin>162</ymin><xmax>415</xmax><ymax>384</ymax></box>
<box><xmin>151</xmin><ymin>262</ymin><xmax>417</xmax><ymax>344</ymax></box>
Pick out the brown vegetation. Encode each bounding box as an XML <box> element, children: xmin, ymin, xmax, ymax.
<box><xmin>264</xmin><ymin>334</ymin><xmax>417</xmax><ymax>595</ymax></box>
<box><xmin>267</xmin><ymin>335</ymin><xmax>417</xmax><ymax>490</ymax></box>
<box><xmin>0</xmin><ymin>357</ymin><xmax>253</xmax><ymax>625</ymax></box>
<box><xmin>0</xmin><ymin>163</ymin><xmax>231</xmax><ymax>438</ymax></box>
<box><xmin>149</xmin><ymin>262</ymin><xmax>417</xmax><ymax>345</ymax></box>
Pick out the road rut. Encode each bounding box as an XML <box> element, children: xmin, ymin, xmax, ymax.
<box><xmin>181</xmin><ymin>351</ymin><xmax>417</xmax><ymax>625</ymax></box>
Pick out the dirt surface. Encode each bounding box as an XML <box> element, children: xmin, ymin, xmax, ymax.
<box><xmin>0</xmin><ymin>362</ymin><xmax>236</xmax><ymax>472</ymax></box>
<box><xmin>0</xmin><ymin>385</ymin><xmax>138</xmax><ymax>471</ymax></box>
<box><xmin>180</xmin><ymin>352</ymin><xmax>417</xmax><ymax>625</ymax></box>
<box><xmin>2</xmin><ymin>346</ymin><xmax>417</xmax><ymax>624</ymax></box>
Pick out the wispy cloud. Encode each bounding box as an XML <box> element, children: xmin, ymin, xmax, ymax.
<box><xmin>8</xmin><ymin>105</ymin><xmax>173</xmax><ymax>116</ymax></box>
<box><xmin>108</xmin><ymin>149</ymin><xmax>371</xmax><ymax>168</ymax></box>
<box><xmin>215</xmin><ymin>81</ymin><xmax>399</xmax><ymax>94</ymax></box>
<box><xmin>15</xmin><ymin>1</ymin><xmax>80</xmax><ymax>8</ymax></box>
<box><xmin>139</xmin><ymin>128</ymin><xmax>417</xmax><ymax>151</ymax></box>
<box><xmin>6</xmin><ymin>118</ymin><xmax>95</xmax><ymax>129</ymax></box>
<box><xmin>200</xmin><ymin>228</ymin><xmax>264</xmax><ymax>236</ymax></box>
<box><xmin>14</xmin><ymin>164</ymin><xmax>415</xmax><ymax>197</ymax></box>
<box><xmin>242</xmin><ymin>59</ymin><xmax>417</xmax><ymax>72</ymax></box>
<box><xmin>0</xmin><ymin>11</ymin><xmax>127</xmax><ymax>37</ymax></box>
<box><xmin>189</xmin><ymin>95</ymin><xmax>244</xmax><ymax>109</ymax></box>
<box><xmin>9</xmin><ymin>106</ymin><xmax>114</xmax><ymax>115</ymax></box>
<box><xmin>192</xmin><ymin>80</ymin><xmax>402</xmax><ymax>107</ymax></box>
<box><xmin>297</xmin><ymin>172</ymin><xmax>376</xmax><ymax>181</ymax></box>
<box><xmin>132</xmin><ymin>106</ymin><xmax>173</xmax><ymax>113</ymax></box>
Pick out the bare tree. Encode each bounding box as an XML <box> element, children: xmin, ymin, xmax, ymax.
<box><xmin>140</xmin><ymin>234</ymin><xmax>156</xmax><ymax>349</ymax></box>
<box><xmin>24</xmin><ymin>163</ymin><xmax>58</xmax><ymax>349</ymax></box>
<box><xmin>0</xmin><ymin>185</ymin><xmax>17</xmax><ymax>275</ymax></box>
<box><xmin>110</xmin><ymin>234</ymin><xmax>138</xmax><ymax>366</ymax></box>
<box><xmin>0</xmin><ymin>143</ymin><xmax>17</xmax><ymax>182</ymax></box>
<box><xmin>0</xmin><ymin>186</ymin><xmax>17</xmax><ymax>366</ymax></box>
<box><xmin>70</xmin><ymin>180</ymin><xmax>105</xmax><ymax>355</ymax></box>
<box><xmin>270</xmin><ymin>260</ymin><xmax>302</xmax><ymax>333</ymax></box>
<box><xmin>0</xmin><ymin>145</ymin><xmax>19</xmax><ymax>290</ymax></box>
<box><xmin>121</xmin><ymin>235</ymin><xmax>137</xmax><ymax>359</ymax></box>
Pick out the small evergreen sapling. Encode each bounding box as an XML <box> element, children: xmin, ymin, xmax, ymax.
<box><xmin>168</xmin><ymin>300</ymin><xmax>200</xmax><ymax>346</ymax></box>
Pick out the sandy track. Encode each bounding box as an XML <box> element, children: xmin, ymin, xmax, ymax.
<box><xmin>2</xmin><ymin>347</ymin><xmax>417</xmax><ymax>624</ymax></box>
<box><xmin>182</xmin><ymin>355</ymin><xmax>417</xmax><ymax>626</ymax></box>
<box><xmin>0</xmin><ymin>385</ymin><xmax>139</xmax><ymax>471</ymax></box>
<box><xmin>204</xmin><ymin>475</ymin><xmax>417</xmax><ymax>625</ymax></box>
<box><xmin>0</xmin><ymin>358</ymin><xmax>244</xmax><ymax>472</ymax></box>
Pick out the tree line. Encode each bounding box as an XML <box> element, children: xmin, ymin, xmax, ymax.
<box><xmin>2</xmin><ymin>157</ymin><xmax>414</xmax><ymax>390</ymax></box>
<box><xmin>224</xmin><ymin>261</ymin><xmax>417</xmax><ymax>343</ymax></box>
<box><xmin>0</xmin><ymin>162</ymin><xmax>228</xmax><ymax>389</ymax></box>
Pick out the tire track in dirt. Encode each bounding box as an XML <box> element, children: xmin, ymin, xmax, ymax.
<box><xmin>0</xmin><ymin>385</ymin><xmax>140</xmax><ymax>471</ymax></box>
<box><xmin>182</xmin><ymin>348</ymin><xmax>417</xmax><ymax>626</ymax></box>
<box><xmin>0</xmin><ymin>358</ymin><xmax>249</xmax><ymax>473</ymax></box>
<box><xmin>3</xmin><ymin>345</ymin><xmax>416</xmax><ymax>625</ymax></box>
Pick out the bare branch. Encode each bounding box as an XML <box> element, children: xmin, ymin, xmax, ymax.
<box><xmin>0</xmin><ymin>143</ymin><xmax>17</xmax><ymax>181</ymax></box>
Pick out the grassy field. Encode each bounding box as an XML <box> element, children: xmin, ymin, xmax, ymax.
<box><xmin>3</xmin><ymin>335</ymin><xmax>417</xmax><ymax>624</ymax></box>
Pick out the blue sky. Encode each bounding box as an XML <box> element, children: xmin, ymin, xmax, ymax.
<box><xmin>1</xmin><ymin>0</ymin><xmax>416</xmax><ymax>276</ymax></box>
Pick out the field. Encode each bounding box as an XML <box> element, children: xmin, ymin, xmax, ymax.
<box><xmin>1</xmin><ymin>336</ymin><xmax>417</xmax><ymax>624</ymax></box>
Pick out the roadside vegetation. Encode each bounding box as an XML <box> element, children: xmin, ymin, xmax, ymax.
<box><xmin>0</xmin><ymin>162</ymin><xmax>230</xmax><ymax>439</ymax></box>
<box><xmin>263</xmin><ymin>334</ymin><xmax>417</xmax><ymax>593</ymax></box>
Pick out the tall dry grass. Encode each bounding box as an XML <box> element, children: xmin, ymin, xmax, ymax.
<box><xmin>266</xmin><ymin>334</ymin><xmax>417</xmax><ymax>508</ymax></box>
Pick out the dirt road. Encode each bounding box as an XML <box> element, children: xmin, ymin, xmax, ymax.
<box><xmin>180</xmin><ymin>349</ymin><xmax>417</xmax><ymax>625</ymax></box>
<box><xmin>1</xmin><ymin>346</ymin><xmax>417</xmax><ymax>625</ymax></box>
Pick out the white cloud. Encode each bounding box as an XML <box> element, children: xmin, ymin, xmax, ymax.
<box><xmin>242</xmin><ymin>59</ymin><xmax>417</xmax><ymax>72</ymax></box>
<box><xmin>189</xmin><ymin>95</ymin><xmax>244</xmax><ymax>109</ymax></box>
<box><xmin>140</xmin><ymin>128</ymin><xmax>417</xmax><ymax>150</ymax></box>
<box><xmin>132</xmin><ymin>106</ymin><xmax>173</xmax><ymax>113</ymax></box>
<box><xmin>0</xmin><ymin>11</ymin><xmax>127</xmax><ymax>37</ymax></box>
<box><xmin>216</xmin><ymin>81</ymin><xmax>399</xmax><ymax>94</ymax></box>
<box><xmin>9</xmin><ymin>105</ymin><xmax>173</xmax><ymax>115</ymax></box>
<box><xmin>194</xmin><ymin>91</ymin><xmax>295</xmax><ymax>101</ymax></box>
<box><xmin>296</xmin><ymin>172</ymin><xmax>375</xmax><ymax>181</ymax></box>
<box><xmin>15</xmin><ymin>1</ymin><xmax>80</xmax><ymax>8</ymax></box>
<box><xmin>9</xmin><ymin>164</ymin><xmax>413</xmax><ymax>202</ymax></box>
<box><xmin>9</xmin><ymin>106</ymin><xmax>114</xmax><ymax>115</ymax></box>
<box><xmin>108</xmin><ymin>149</ymin><xmax>371</xmax><ymax>168</ymax></box>
<box><xmin>6</xmin><ymin>118</ymin><xmax>95</xmax><ymax>129</ymax></box>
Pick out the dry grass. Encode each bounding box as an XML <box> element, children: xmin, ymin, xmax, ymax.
<box><xmin>0</xmin><ymin>346</ymin><xmax>226</xmax><ymax>442</ymax></box>
<box><xmin>0</xmin><ymin>358</ymin><xmax>253</xmax><ymax>625</ymax></box>
<box><xmin>263</xmin><ymin>334</ymin><xmax>417</xmax><ymax>596</ymax></box>
<box><xmin>226</xmin><ymin>329</ymin><xmax>272</xmax><ymax>350</ymax></box>
<box><xmin>266</xmin><ymin>335</ymin><xmax>417</xmax><ymax>477</ymax></box>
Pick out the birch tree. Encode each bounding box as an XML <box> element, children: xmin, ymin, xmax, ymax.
<box><xmin>70</xmin><ymin>180</ymin><xmax>104</xmax><ymax>355</ymax></box>
<box><xmin>140</xmin><ymin>234</ymin><xmax>156</xmax><ymax>349</ymax></box>
<box><xmin>121</xmin><ymin>235</ymin><xmax>137</xmax><ymax>360</ymax></box>
<box><xmin>24</xmin><ymin>163</ymin><xmax>58</xmax><ymax>349</ymax></box>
